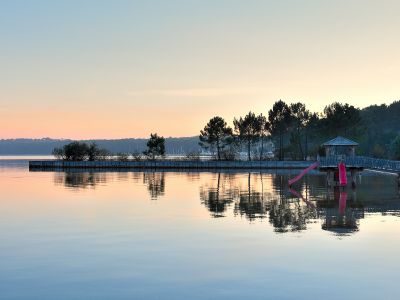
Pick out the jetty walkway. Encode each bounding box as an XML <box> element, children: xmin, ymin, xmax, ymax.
<box><xmin>29</xmin><ymin>160</ymin><xmax>311</xmax><ymax>170</ymax></box>
<box><xmin>319</xmin><ymin>156</ymin><xmax>400</xmax><ymax>174</ymax></box>
<box><xmin>29</xmin><ymin>156</ymin><xmax>400</xmax><ymax>175</ymax></box>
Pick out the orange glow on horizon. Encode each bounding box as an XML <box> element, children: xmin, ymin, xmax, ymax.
<box><xmin>1</xmin><ymin>1</ymin><xmax>400</xmax><ymax>139</ymax></box>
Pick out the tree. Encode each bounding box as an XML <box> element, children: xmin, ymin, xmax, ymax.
<box><xmin>96</xmin><ymin>148</ymin><xmax>111</xmax><ymax>160</ymax></box>
<box><xmin>289</xmin><ymin>102</ymin><xmax>311</xmax><ymax>160</ymax></box>
<box><xmin>304</xmin><ymin>112</ymin><xmax>320</xmax><ymax>158</ymax></box>
<box><xmin>199</xmin><ymin>116</ymin><xmax>233</xmax><ymax>160</ymax></box>
<box><xmin>322</xmin><ymin>102</ymin><xmax>361</xmax><ymax>137</ymax></box>
<box><xmin>233</xmin><ymin>111</ymin><xmax>262</xmax><ymax>161</ymax></box>
<box><xmin>59</xmin><ymin>142</ymin><xmax>89</xmax><ymax>161</ymax></box>
<box><xmin>144</xmin><ymin>133</ymin><xmax>165</xmax><ymax>159</ymax></box>
<box><xmin>257</xmin><ymin>114</ymin><xmax>270</xmax><ymax>160</ymax></box>
<box><xmin>268</xmin><ymin>100</ymin><xmax>292</xmax><ymax>160</ymax></box>
<box><xmin>52</xmin><ymin>147</ymin><xmax>66</xmax><ymax>160</ymax></box>
<box><xmin>390</xmin><ymin>135</ymin><xmax>400</xmax><ymax>160</ymax></box>
<box><xmin>87</xmin><ymin>143</ymin><xmax>102</xmax><ymax>161</ymax></box>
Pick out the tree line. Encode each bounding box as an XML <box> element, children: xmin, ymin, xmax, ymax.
<box><xmin>51</xmin><ymin>99</ymin><xmax>400</xmax><ymax>161</ymax></box>
<box><xmin>199</xmin><ymin>100</ymin><xmax>400</xmax><ymax>160</ymax></box>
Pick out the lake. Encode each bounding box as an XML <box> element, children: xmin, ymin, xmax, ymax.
<box><xmin>1</xmin><ymin>159</ymin><xmax>400</xmax><ymax>299</ymax></box>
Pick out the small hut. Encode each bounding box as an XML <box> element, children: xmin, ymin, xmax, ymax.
<box><xmin>320</xmin><ymin>136</ymin><xmax>361</xmax><ymax>187</ymax></box>
<box><xmin>322</xmin><ymin>136</ymin><xmax>358</xmax><ymax>158</ymax></box>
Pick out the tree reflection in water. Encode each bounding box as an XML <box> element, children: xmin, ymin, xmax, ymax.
<box><xmin>199</xmin><ymin>172</ymin><xmax>317</xmax><ymax>231</ymax></box>
<box><xmin>143</xmin><ymin>172</ymin><xmax>165</xmax><ymax>200</ymax></box>
<box><xmin>232</xmin><ymin>173</ymin><xmax>318</xmax><ymax>232</ymax></box>
<box><xmin>53</xmin><ymin>170</ymin><xmax>400</xmax><ymax>235</ymax></box>
<box><xmin>54</xmin><ymin>171</ymin><xmax>108</xmax><ymax>189</ymax></box>
<box><xmin>54</xmin><ymin>170</ymin><xmax>166</xmax><ymax>200</ymax></box>
<box><xmin>199</xmin><ymin>173</ymin><xmax>239</xmax><ymax>218</ymax></box>
<box><xmin>199</xmin><ymin>171</ymin><xmax>400</xmax><ymax>235</ymax></box>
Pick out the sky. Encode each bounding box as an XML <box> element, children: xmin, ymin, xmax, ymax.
<box><xmin>1</xmin><ymin>0</ymin><xmax>399</xmax><ymax>139</ymax></box>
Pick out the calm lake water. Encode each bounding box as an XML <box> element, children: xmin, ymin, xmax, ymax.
<box><xmin>1</xmin><ymin>159</ymin><xmax>400</xmax><ymax>299</ymax></box>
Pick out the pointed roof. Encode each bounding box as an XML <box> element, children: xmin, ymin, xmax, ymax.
<box><xmin>322</xmin><ymin>136</ymin><xmax>359</xmax><ymax>147</ymax></box>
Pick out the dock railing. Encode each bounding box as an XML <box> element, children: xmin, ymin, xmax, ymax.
<box><xmin>29</xmin><ymin>156</ymin><xmax>400</xmax><ymax>173</ymax></box>
<box><xmin>29</xmin><ymin>160</ymin><xmax>312</xmax><ymax>170</ymax></box>
<box><xmin>319</xmin><ymin>156</ymin><xmax>400</xmax><ymax>173</ymax></box>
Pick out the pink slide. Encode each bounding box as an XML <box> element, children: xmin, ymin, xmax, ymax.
<box><xmin>288</xmin><ymin>162</ymin><xmax>319</xmax><ymax>186</ymax></box>
<box><xmin>289</xmin><ymin>188</ymin><xmax>316</xmax><ymax>209</ymax></box>
<box><xmin>339</xmin><ymin>191</ymin><xmax>347</xmax><ymax>215</ymax></box>
<box><xmin>338</xmin><ymin>162</ymin><xmax>347</xmax><ymax>186</ymax></box>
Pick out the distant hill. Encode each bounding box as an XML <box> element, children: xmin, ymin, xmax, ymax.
<box><xmin>0</xmin><ymin>137</ymin><xmax>201</xmax><ymax>155</ymax></box>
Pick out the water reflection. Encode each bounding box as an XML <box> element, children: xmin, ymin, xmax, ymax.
<box><xmin>51</xmin><ymin>170</ymin><xmax>400</xmax><ymax>235</ymax></box>
<box><xmin>143</xmin><ymin>172</ymin><xmax>165</xmax><ymax>200</ymax></box>
<box><xmin>199</xmin><ymin>173</ymin><xmax>238</xmax><ymax>218</ymax></box>
<box><xmin>319</xmin><ymin>190</ymin><xmax>360</xmax><ymax>234</ymax></box>
<box><xmin>54</xmin><ymin>171</ymin><xmax>166</xmax><ymax>199</ymax></box>
<box><xmin>231</xmin><ymin>173</ymin><xmax>319</xmax><ymax>232</ymax></box>
<box><xmin>198</xmin><ymin>171</ymin><xmax>400</xmax><ymax>235</ymax></box>
<box><xmin>54</xmin><ymin>171</ymin><xmax>108</xmax><ymax>189</ymax></box>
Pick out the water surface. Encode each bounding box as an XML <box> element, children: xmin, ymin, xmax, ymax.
<box><xmin>1</xmin><ymin>160</ymin><xmax>399</xmax><ymax>299</ymax></box>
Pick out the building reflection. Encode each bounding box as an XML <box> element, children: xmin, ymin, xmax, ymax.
<box><xmin>319</xmin><ymin>189</ymin><xmax>361</xmax><ymax>234</ymax></box>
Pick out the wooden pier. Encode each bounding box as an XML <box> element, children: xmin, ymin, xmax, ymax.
<box><xmin>318</xmin><ymin>137</ymin><xmax>400</xmax><ymax>187</ymax></box>
<box><xmin>29</xmin><ymin>155</ymin><xmax>400</xmax><ymax>187</ymax></box>
<box><xmin>319</xmin><ymin>156</ymin><xmax>400</xmax><ymax>187</ymax></box>
<box><xmin>29</xmin><ymin>160</ymin><xmax>312</xmax><ymax>170</ymax></box>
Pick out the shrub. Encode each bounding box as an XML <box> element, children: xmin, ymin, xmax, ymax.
<box><xmin>52</xmin><ymin>142</ymin><xmax>109</xmax><ymax>161</ymax></box>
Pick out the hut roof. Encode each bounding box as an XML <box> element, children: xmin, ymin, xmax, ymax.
<box><xmin>322</xmin><ymin>136</ymin><xmax>359</xmax><ymax>147</ymax></box>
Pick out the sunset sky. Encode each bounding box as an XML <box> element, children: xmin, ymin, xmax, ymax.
<box><xmin>1</xmin><ymin>0</ymin><xmax>399</xmax><ymax>139</ymax></box>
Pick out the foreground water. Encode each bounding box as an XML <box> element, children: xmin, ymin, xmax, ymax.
<box><xmin>1</xmin><ymin>159</ymin><xmax>400</xmax><ymax>299</ymax></box>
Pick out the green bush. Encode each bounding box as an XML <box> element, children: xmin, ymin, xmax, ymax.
<box><xmin>52</xmin><ymin>142</ymin><xmax>109</xmax><ymax>161</ymax></box>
